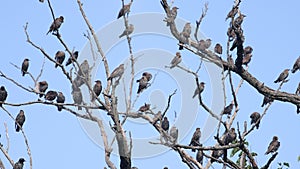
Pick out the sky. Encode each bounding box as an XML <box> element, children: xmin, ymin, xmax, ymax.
<box><xmin>1</xmin><ymin>0</ymin><xmax>300</xmax><ymax>169</ymax></box>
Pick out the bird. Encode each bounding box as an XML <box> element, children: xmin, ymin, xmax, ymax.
<box><xmin>214</xmin><ymin>43</ymin><xmax>223</xmax><ymax>55</ymax></box>
<box><xmin>243</xmin><ymin>46</ymin><xmax>253</xmax><ymax>55</ymax></box>
<box><xmin>233</xmin><ymin>13</ymin><xmax>246</xmax><ymax>28</ymax></box>
<box><xmin>198</xmin><ymin>39</ymin><xmax>206</xmax><ymax>51</ymax></box>
<box><xmin>78</xmin><ymin>60</ymin><xmax>90</xmax><ymax>77</ymax></box>
<box><xmin>37</xmin><ymin>81</ymin><xmax>48</xmax><ymax>98</ymax></box>
<box><xmin>21</xmin><ymin>58</ymin><xmax>29</xmax><ymax>76</ymax></box>
<box><xmin>138</xmin><ymin>103</ymin><xmax>150</xmax><ymax>112</ymax></box>
<box><xmin>107</xmin><ymin>64</ymin><xmax>125</xmax><ymax>81</ymax></box>
<box><xmin>56</xmin><ymin>92</ymin><xmax>65</xmax><ymax>111</ymax></box>
<box><xmin>72</xmin><ymin>87</ymin><xmax>83</xmax><ymax>110</ymax></box>
<box><xmin>169</xmin><ymin>52</ymin><xmax>182</xmax><ymax>68</ymax></box>
<box><xmin>192</xmin><ymin>82</ymin><xmax>205</xmax><ymax>98</ymax></box>
<box><xmin>45</xmin><ymin>90</ymin><xmax>58</xmax><ymax>101</ymax></box>
<box><xmin>0</xmin><ymin>86</ymin><xmax>8</xmax><ymax>107</ymax></box>
<box><xmin>46</xmin><ymin>16</ymin><xmax>64</xmax><ymax>35</ymax></box>
<box><xmin>65</xmin><ymin>51</ymin><xmax>79</xmax><ymax>66</ymax></box>
<box><xmin>119</xmin><ymin>24</ymin><xmax>134</xmax><ymax>38</ymax></box>
<box><xmin>138</xmin><ymin>72</ymin><xmax>152</xmax><ymax>82</ymax></box>
<box><xmin>221</xmin><ymin>103</ymin><xmax>234</xmax><ymax>115</ymax></box>
<box><xmin>204</xmin><ymin>39</ymin><xmax>212</xmax><ymax>49</ymax></box>
<box><xmin>166</xmin><ymin>6</ymin><xmax>179</xmax><ymax>26</ymax></box>
<box><xmin>227</xmin><ymin>27</ymin><xmax>236</xmax><ymax>41</ymax></box>
<box><xmin>13</xmin><ymin>158</ymin><xmax>25</xmax><ymax>169</ymax></box>
<box><xmin>170</xmin><ymin>126</ymin><xmax>178</xmax><ymax>144</ymax></box>
<box><xmin>274</xmin><ymin>69</ymin><xmax>289</xmax><ymax>83</ymax></box>
<box><xmin>15</xmin><ymin>110</ymin><xmax>25</xmax><ymax>132</ymax></box>
<box><xmin>117</xmin><ymin>2</ymin><xmax>132</xmax><ymax>19</ymax></box>
<box><xmin>223</xmin><ymin>128</ymin><xmax>237</xmax><ymax>145</ymax></box>
<box><xmin>211</xmin><ymin>150</ymin><xmax>223</xmax><ymax>163</ymax></box>
<box><xmin>54</xmin><ymin>51</ymin><xmax>65</xmax><ymax>68</ymax></box>
<box><xmin>261</xmin><ymin>95</ymin><xmax>273</xmax><ymax>107</ymax></box>
<box><xmin>189</xmin><ymin>128</ymin><xmax>201</xmax><ymax>152</ymax></box>
<box><xmin>72</xmin><ymin>75</ymin><xmax>85</xmax><ymax>89</ymax></box>
<box><xmin>291</xmin><ymin>56</ymin><xmax>300</xmax><ymax>73</ymax></box>
<box><xmin>91</xmin><ymin>80</ymin><xmax>102</xmax><ymax>102</ymax></box>
<box><xmin>225</xmin><ymin>6</ymin><xmax>238</xmax><ymax>21</ymax></box>
<box><xmin>137</xmin><ymin>76</ymin><xmax>148</xmax><ymax>94</ymax></box>
<box><xmin>242</xmin><ymin>53</ymin><xmax>252</xmax><ymax>66</ymax></box>
<box><xmin>265</xmin><ymin>136</ymin><xmax>280</xmax><ymax>155</ymax></box>
<box><xmin>161</xmin><ymin>117</ymin><xmax>169</xmax><ymax>132</ymax></box>
<box><xmin>196</xmin><ymin>145</ymin><xmax>203</xmax><ymax>165</ymax></box>
<box><xmin>250</xmin><ymin>112</ymin><xmax>261</xmax><ymax>129</ymax></box>
<box><xmin>179</xmin><ymin>22</ymin><xmax>191</xmax><ymax>50</ymax></box>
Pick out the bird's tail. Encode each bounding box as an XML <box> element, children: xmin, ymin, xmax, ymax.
<box><xmin>57</xmin><ymin>105</ymin><xmax>63</xmax><ymax>111</ymax></box>
<box><xmin>291</xmin><ymin>68</ymin><xmax>297</xmax><ymax>73</ymax></box>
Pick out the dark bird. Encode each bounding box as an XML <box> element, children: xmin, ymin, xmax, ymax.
<box><xmin>274</xmin><ymin>69</ymin><xmax>289</xmax><ymax>83</ymax></box>
<box><xmin>65</xmin><ymin>51</ymin><xmax>79</xmax><ymax>66</ymax></box>
<box><xmin>170</xmin><ymin>126</ymin><xmax>178</xmax><ymax>144</ymax></box>
<box><xmin>196</xmin><ymin>145</ymin><xmax>203</xmax><ymax>165</ymax></box>
<box><xmin>223</xmin><ymin>128</ymin><xmax>237</xmax><ymax>145</ymax></box>
<box><xmin>117</xmin><ymin>2</ymin><xmax>132</xmax><ymax>19</ymax></box>
<box><xmin>21</xmin><ymin>58</ymin><xmax>29</xmax><ymax>76</ymax></box>
<box><xmin>55</xmin><ymin>51</ymin><xmax>65</xmax><ymax>68</ymax></box>
<box><xmin>137</xmin><ymin>76</ymin><xmax>148</xmax><ymax>94</ymax></box>
<box><xmin>45</xmin><ymin>90</ymin><xmax>58</xmax><ymax>101</ymax></box>
<box><xmin>15</xmin><ymin>110</ymin><xmax>25</xmax><ymax>132</ymax></box>
<box><xmin>141</xmin><ymin>72</ymin><xmax>152</xmax><ymax>82</ymax></box>
<box><xmin>179</xmin><ymin>22</ymin><xmax>191</xmax><ymax>50</ymax></box>
<box><xmin>214</xmin><ymin>43</ymin><xmax>223</xmax><ymax>55</ymax></box>
<box><xmin>0</xmin><ymin>86</ymin><xmax>8</xmax><ymax>107</ymax></box>
<box><xmin>291</xmin><ymin>56</ymin><xmax>300</xmax><ymax>73</ymax></box>
<box><xmin>221</xmin><ymin>103</ymin><xmax>234</xmax><ymax>115</ymax></box>
<box><xmin>119</xmin><ymin>24</ymin><xmax>134</xmax><ymax>38</ymax></box>
<box><xmin>169</xmin><ymin>52</ymin><xmax>182</xmax><ymax>68</ymax></box>
<box><xmin>161</xmin><ymin>117</ymin><xmax>169</xmax><ymax>132</ymax></box>
<box><xmin>189</xmin><ymin>128</ymin><xmax>201</xmax><ymax>152</ymax></box>
<box><xmin>166</xmin><ymin>6</ymin><xmax>179</xmax><ymax>26</ymax></box>
<box><xmin>250</xmin><ymin>112</ymin><xmax>261</xmax><ymax>129</ymax></box>
<box><xmin>37</xmin><ymin>81</ymin><xmax>48</xmax><ymax>98</ymax></box>
<box><xmin>92</xmin><ymin>80</ymin><xmax>102</xmax><ymax>102</ymax></box>
<box><xmin>204</xmin><ymin>39</ymin><xmax>212</xmax><ymax>49</ymax></box>
<box><xmin>261</xmin><ymin>95</ymin><xmax>273</xmax><ymax>107</ymax></box>
<box><xmin>46</xmin><ymin>16</ymin><xmax>64</xmax><ymax>35</ymax></box>
<box><xmin>211</xmin><ymin>150</ymin><xmax>223</xmax><ymax>163</ymax></box>
<box><xmin>225</xmin><ymin>6</ymin><xmax>238</xmax><ymax>21</ymax></box>
<box><xmin>265</xmin><ymin>136</ymin><xmax>280</xmax><ymax>155</ymax></box>
<box><xmin>107</xmin><ymin>64</ymin><xmax>125</xmax><ymax>81</ymax></box>
<box><xmin>78</xmin><ymin>60</ymin><xmax>90</xmax><ymax>77</ymax></box>
<box><xmin>192</xmin><ymin>82</ymin><xmax>205</xmax><ymax>98</ymax></box>
<box><xmin>72</xmin><ymin>87</ymin><xmax>83</xmax><ymax>110</ymax></box>
<box><xmin>56</xmin><ymin>92</ymin><xmax>65</xmax><ymax>111</ymax></box>
<box><xmin>242</xmin><ymin>53</ymin><xmax>252</xmax><ymax>66</ymax></box>
<box><xmin>138</xmin><ymin>103</ymin><xmax>150</xmax><ymax>112</ymax></box>
<box><xmin>243</xmin><ymin>46</ymin><xmax>253</xmax><ymax>55</ymax></box>
<box><xmin>13</xmin><ymin>158</ymin><xmax>25</xmax><ymax>169</ymax></box>
<box><xmin>233</xmin><ymin>13</ymin><xmax>246</xmax><ymax>28</ymax></box>
<box><xmin>227</xmin><ymin>27</ymin><xmax>236</xmax><ymax>41</ymax></box>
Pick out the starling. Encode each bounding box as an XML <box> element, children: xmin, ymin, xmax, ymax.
<box><xmin>117</xmin><ymin>2</ymin><xmax>132</xmax><ymax>19</ymax></box>
<box><xmin>91</xmin><ymin>80</ymin><xmax>102</xmax><ymax>102</ymax></box>
<box><xmin>166</xmin><ymin>6</ymin><xmax>179</xmax><ymax>26</ymax></box>
<box><xmin>15</xmin><ymin>110</ymin><xmax>25</xmax><ymax>132</ymax></box>
<box><xmin>45</xmin><ymin>90</ymin><xmax>58</xmax><ymax>101</ymax></box>
<box><xmin>261</xmin><ymin>95</ymin><xmax>273</xmax><ymax>107</ymax></box>
<box><xmin>192</xmin><ymin>82</ymin><xmax>205</xmax><ymax>99</ymax></box>
<box><xmin>56</xmin><ymin>92</ymin><xmax>65</xmax><ymax>111</ymax></box>
<box><xmin>169</xmin><ymin>52</ymin><xmax>182</xmax><ymax>69</ymax></box>
<box><xmin>244</xmin><ymin>46</ymin><xmax>253</xmax><ymax>55</ymax></box>
<box><xmin>65</xmin><ymin>51</ymin><xmax>79</xmax><ymax>66</ymax></box>
<box><xmin>189</xmin><ymin>128</ymin><xmax>201</xmax><ymax>152</ymax></box>
<box><xmin>119</xmin><ymin>24</ymin><xmax>134</xmax><ymax>38</ymax></box>
<box><xmin>227</xmin><ymin>27</ymin><xmax>236</xmax><ymax>41</ymax></box>
<box><xmin>170</xmin><ymin>126</ymin><xmax>178</xmax><ymax>144</ymax></box>
<box><xmin>221</xmin><ymin>103</ymin><xmax>234</xmax><ymax>115</ymax></box>
<box><xmin>37</xmin><ymin>81</ymin><xmax>48</xmax><ymax>98</ymax></box>
<box><xmin>107</xmin><ymin>64</ymin><xmax>125</xmax><ymax>81</ymax></box>
<box><xmin>223</xmin><ymin>128</ymin><xmax>237</xmax><ymax>145</ymax></box>
<box><xmin>250</xmin><ymin>112</ymin><xmax>261</xmax><ymax>129</ymax></box>
<box><xmin>196</xmin><ymin>146</ymin><xmax>203</xmax><ymax>165</ymax></box>
<box><xmin>291</xmin><ymin>56</ymin><xmax>300</xmax><ymax>73</ymax></box>
<box><xmin>13</xmin><ymin>158</ymin><xmax>25</xmax><ymax>169</ymax></box>
<box><xmin>233</xmin><ymin>13</ymin><xmax>246</xmax><ymax>28</ymax></box>
<box><xmin>274</xmin><ymin>69</ymin><xmax>289</xmax><ymax>83</ymax></box>
<box><xmin>72</xmin><ymin>87</ymin><xmax>83</xmax><ymax>110</ymax></box>
<box><xmin>141</xmin><ymin>72</ymin><xmax>152</xmax><ymax>81</ymax></box>
<box><xmin>21</xmin><ymin>58</ymin><xmax>29</xmax><ymax>76</ymax></box>
<box><xmin>265</xmin><ymin>136</ymin><xmax>280</xmax><ymax>155</ymax></box>
<box><xmin>211</xmin><ymin>150</ymin><xmax>223</xmax><ymax>163</ymax></box>
<box><xmin>137</xmin><ymin>76</ymin><xmax>148</xmax><ymax>94</ymax></box>
<box><xmin>225</xmin><ymin>6</ymin><xmax>238</xmax><ymax>21</ymax></box>
<box><xmin>179</xmin><ymin>22</ymin><xmax>191</xmax><ymax>50</ymax></box>
<box><xmin>0</xmin><ymin>86</ymin><xmax>8</xmax><ymax>107</ymax></box>
<box><xmin>54</xmin><ymin>51</ymin><xmax>65</xmax><ymax>68</ymax></box>
<box><xmin>242</xmin><ymin>53</ymin><xmax>252</xmax><ymax>66</ymax></box>
<box><xmin>78</xmin><ymin>60</ymin><xmax>90</xmax><ymax>77</ymax></box>
<box><xmin>204</xmin><ymin>39</ymin><xmax>212</xmax><ymax>49</ymax></box>
<box><xmin>138</xmin><ymin>103</ymin><xmax>150</xmax><ymax>112</ymax></box>
<box><xmin>198</xmin><ymin>39</ymin><xmax>206</xmax><ymax>51</ymax></box>
<box><xmin>46</xmin><ymin>16</ymin><xmax>64</xmax><ymax>35</ymax></box>
<box><xmin>161</xmin><ymin>117</ymin><xmax>169</xmax><ymax>132</ymax></box>
<box><xmin>214</xmin><ymin>43</ymin><xmax>223</xmax><ymax>55</ymax></box>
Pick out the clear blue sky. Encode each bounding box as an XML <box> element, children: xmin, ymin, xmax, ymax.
<box><xmin>0</xmin><ymin>0</ymin><xmax>300</xmax><ymax>168</ymax></box>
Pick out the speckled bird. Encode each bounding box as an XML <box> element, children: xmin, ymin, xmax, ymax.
<box><xmin>91</xmin><ymin>80</ymin><xmax>102</xmax><ymax>102</ymax></box>
<box><xmin>233</xmin><ymin>13</ymin><xmax>246</xmax><ymax>28</ymax></box>
<box><xmin>138</xmin><ymin>103</ymin><xmax>150</xmax><ymax>112</ymax></box>
<box><xmin>119</xmin><ymin>24</ymin><xmax>134</xmax><ymax>38</ymax></box>
<box><xmin>137</xmin><ymin>76</ymin><xmax>148</xmax><ymax>94</ymax></box>
<box><xmin>170</xmin><ymin>52</ymin><xmax>182</xmax><ymax>68</ymax></box>
<box><xmin>55</xmin><ymin>51</ymin><xmax>65</xmax><ymax>68</ymax></box>
<box><xmin>117</xmin><ymin>2</ymin><xmax>132</xmax><ymax>19</ymax></box>
<box><xmin>72</xmin><ymin>87</ymin><xmax>83</xmax><ymax>110</ymax></box>
<box><xmin>15</xmin><ymin>110</ymin><xmax>25</xmax><ymax>132</ymax></box>
<box><xmin>189</xmin><ymin>128</ymin><xmax>201</xmax><ymax>152</ymax></box>
<box><xmin>274</xmin><ymin>69</ymin><xmax>289</xmax><ymax>83</ymax></box>
<box><xmin>214</xmin><ymin>43</ymin><xmax>223</xmax><ymax>55</ymax></box>
<box><xmin>45</xmin><ymin>90</ymin><xmax>58</xmax><ymax>101</ymax></box>
<box><xmin>65</xmin><ymin>51</ymin><xmax>79</xmax><ymax>66</ymax></box>
<box><xmin>21</xmin><ymin>58</ymin><xmax>29</xmax><ymax>76</ymax></box>
<box><xmin>78</xmin><ymin>60</ymin><xmax>89</xmax><ymax>77</ymax></box>
<box><xmin>242</xmin><ymin>53</ymin><xmax>252</xmax><ymax>66</ymax></box>
<box><xmin>161</xmin><ymin>117</ymin><xmax>169</xmax><ymax>132</ymax></box>
<box><xmin>179</xmin><ymin>22</ymin><xmax>191</xmax><ymax>50</ymax></box>
<box><xmin>204</xmin><ymin>39</ymin><xmax>212</xmax><ymax>49</ymax></box>
<box><xmin>13</xmin><ymin>158</ymin><xmax>25</xmax><ymax>169</ymax></box>
<box><xmin>265</xmin><ymin>136</ymin><xmax>280</xmax><ymax>155</ymax></box>
<box><xmin>56</xmin><ymin>92</ymin><xmax>65</xmax><ymax>111</ymax></box>
<box><xmin>244</xmin><ymin>46</ymin><xmax>253</xmax><ymax>55</ymax></box>
<box><xmin>221</xmin><ymin>103</ymin><xmax>234</xmax><ymax>115</ymax></box>
<box><xmin>166</xmin><ymin>7</ymin><xmax>179</xmax><ymax>26</ymax></box>
<box><xmin>192</xmin><ymin>82</ymin><xmax>205</xmax><ymax>98</ymax></box>
<box><xmin>170</xmin><ymin>126</ymin><xmax>178</xmax><ymax>144</ymax></box>
<box><xmin>223</xmin><ymin>128</ymin><xmax>237</xmax><ymax>145</ymax></box>
<box><xmin>46</xmin><ymin>16</ymin><xmax>64</xmax><ymax>35</ymax></box>
<box><xmin>250</xmin><ymin>112</ymin><xmax>261</xmax><ymax>129</ymax></box>
<box><xmin>107</xmin><ymin>64</ymin><xmax>125</xmax><ymax>81</ymax></box>
<box><xmin>291</xmin><ymin>56</ymin><xmax>300</xmax><ymax>73</ymax></box>
<box><xmin>0</xmin><ymin>86</ymin><xmax>8</xmax><ymax>107</ymax></box>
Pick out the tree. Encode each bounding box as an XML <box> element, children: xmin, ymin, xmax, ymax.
<box><xmin>0</xmin><ymin>0</ymin><xmax>299</xmax><ymax>168</ymax></box>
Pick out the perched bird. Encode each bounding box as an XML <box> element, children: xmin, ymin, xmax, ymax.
<box><xmin>54</xmin><ymin>51</ymin><xmax>65</xmax><ymax>68</ymax></box>
<box><xmin>45</xmin><ymin>90</ymin><xmax>58</xmax><ymax>101</ymax></box>
<box><xmin>250</xmin><ymin>112</ymin><xmax>261</xmax><ymax>129</ymax></box>
<box><xmin>192</xmin><ymin>82</ymin><xmax>205</xmax><ymax>98</ymax></box>
<box><xmin>78</xmin><ymin>60</ymin><xmax>90</xmax><ymax>77</ymax></box>
<box><xmin>179</xmin><ymin>22</ymin><xmax>191</xmax><ymax>50</ymax></box>
<box><xmin>243</xmin><ymin>46</ymin><xmax>253</xmax><ymax>55</ymax></box>
<box><xmin>225</xmin><ymin>6</ymin><xmax>238</xmax><ymax>21</ymax></box>
<box><xmin>233</xmin><ymin>13</ymin><xmax>246</xmax><ymax>28</ymax></box>
<box><xmin>169</xmin><ymin>52</ymin><xmax>182</xmax><ymax>68</ymax></box>
<box><xmin>223</xmin><ymin>128</ymin><xmax>237</xmax><ymax>145</ymax></box>
<box><xmin>242</xmin><ymin>53</ymin><xmax>252</xmax><ymax>66</ymax></box>
<box><xmin>15</xmin><ymin>110</ymin><xmax>25</xmax><ymax>132</ymax></box>
<box><xmin>119</xmin><ymin>24</ymin><xmax>134</xmax><ymax>38</ymax></box>
<box><xmin>91</xmin><ymin>80</ymin><xmax>102</xmax><ymax>102</ymax></box>
<box><xmin>261</xmin><ymin>95</ymin><xmax>273</xmax><ymax>107</ymax></box>
<box><xmin>21</xmin><ymin>58</ymin><xmax>29</xmax><ymax>76</ymax></box>
<box><xmin>138</xmin><ymin>103</ymin><xmax>150</xmax><ymax>112</ymax></box>
<box><xmin>137</xmin><ymin>76</ymin><xmax>148</xmax><ymax>94</ymax></box>
<box><xmin>141</xmin><ymin>72</ymin><xmax>152</xmax><ymax>82</ymax></box>
<box><xmin>13</xmin><ymin>158</ymin><xmax>25</xmax><ymax>169</ymax></box>
<box><xmin>107</xmin><ymin>64</ymin><xmax>125</xmax><ymax>81</ymax></box>
<box><xmin>0</xmin><ymin>86</ymin><xmax>8</xmax><ymax>107</ymax></box>
<box><xmin>166</xmin><ymin>7</ymin><xmax>179</xmax><ymax>26</ymax></box>
<box><xmin>196</xmin><ymin>145</ymin><xmax>204</xmax><ymax>165</ymax></box>
<box><xmin>214</xmin><ymin>43</ymin><xmax>223</xmax><ymax>55</ymax></box>
<box><xmin>291</xmin><ymin>56</ymin><xmax>300</xmax><ymax>73</ymax></box>
<box><xmin>198</xmin><ymin>39</ymin><xmax>206</xmax><ymax>51</ymax></box>
<box><xmin>204</xmin><ymin>39</ymin><xmax>212</xmax><ymax>49</ymax></box>
<box><xmin>65</xmin><ymin>51</ymin><xmax>79</xmax><ymax>66</ymax></box>
<box><xmin>211</xmin><ymin>150</ymin><xmax>223</xmax><ymax>163</ymax></box>
<box><xmin>161</xmin><ymin>117</ymin><xmax>169</xmax><ymax>132</ymax></box>
<box><xmin>221</xmin><ymin>103</ymin><xmax>234</xmax><ymax>115</ymax></box>
<box><xmin>72</xmin><ymin>75</ymin><xmax>85</xmax><ymax>89</ymax></box>
<box><xmin>265</xmin><ymin>136</ymin><xmax>280</xmax><ymax>155</ymax></box>
<box><xmin>37</xmin><ymin>81</ymin><xmax>48</xmax><ymax>98</ymax></box>
<box><xmin>46</xmin><ymin>16</ymin><xmax>64</xmax><ymax>35</ymax></box>
<box><xmin>169</xmin><ymin>126</ymin><xmax>178</xmax><ymax>144</ymax></box>
<box><xmin>274</xmin><ymin>69</ymin><xmax>289</xmax><ymax>83</ymax></box>
<box><xmin>56</xmin><ymin>92</ymin><xmax>65</xmax><ymax>111</ymax></box>
<box><xmin>72</xmin><ymin>87</ymin><xmax>83</xmax><ymax>110</ymax></box>
<box><xmin>227</xmin><ymin>27</ymin><xmax>236</xmax><ymax>41</ymax></box>
<box><xmin>117</xmin><ymin>2</ymin><xmax>132</xmax><ymax>19</ymax></box>
<box><xmin>189</xmin><ymin>128</ymin><xmax>201</xmax><ymax>152</ymax></box>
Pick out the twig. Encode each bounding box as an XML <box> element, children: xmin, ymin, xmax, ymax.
<box><xmin>4</xmin><ymin>123</ymin><xmax>9</xmax><ymax>152</ymax></box>
<box><xmin>261</xmin><ymin>152</ymin><xmax>278</xmax><ymax>169</ymax></box>
<box><xmin>194</xmin><ymin>2</ymin><xmax>208</xmax><ymax>42</ymax></box>
<box><xmin>162</xmin><ymin>89</ymin><xmax>177</xmax><ymax>118</ymax></box>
